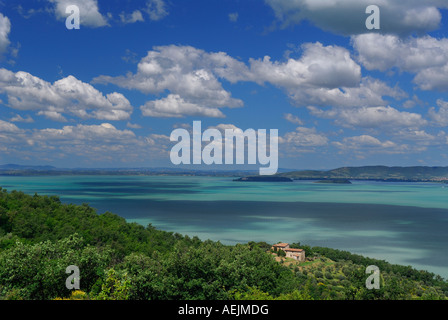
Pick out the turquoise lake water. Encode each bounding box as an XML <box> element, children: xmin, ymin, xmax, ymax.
<box><xmin>1</xmin><ymin>175</ymin><xmax>447</xmax><ymax>278</ymax></box>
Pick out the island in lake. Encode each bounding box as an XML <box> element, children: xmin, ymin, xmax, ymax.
<box><xmin>233</xmin><ymin>176</ymin><xmax>293</xmax><ymax>182</ymax></box>
<box><xmin>314</xmin><ymin>179</ymin><xmax>352</xmax><ymax>184</ymax></box>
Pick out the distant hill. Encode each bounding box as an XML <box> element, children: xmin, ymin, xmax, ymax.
<box><xmin>0</xmin><ymin>164</ymin><xmax>262</xmax><ymax>177</ymax></box>
<box><xmin>276</xmin><ymin>166</ymin><xmax>448</xmax><ymax>182</ymax></box>
<box><xmin>0</xmin><ymin>164</ymin><xmax>294</xmax><ymax>177</ymax></box>
<box><xmin>0</xmin><ymin>164</ymin><xmax>57</xmax><ymax>171</ymax></box>
<box><xmin>3</xmin><ymin>164</ymin><xmax>448</xmax><ymax>182</ymax></box>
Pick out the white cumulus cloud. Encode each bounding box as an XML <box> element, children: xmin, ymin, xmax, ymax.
<box><xmin>284</xmin><ymin>113</ymin><xmax>304</xmax><ymax>125</ymax></box>
<box><xmin>429</xmin><ymin>100</ymin><xmax>448</xmax><ymax>126</ymax></box>
<box><xmin>353</xmin><ymin>33</ymin><xmax>448</xmax><ymax>91</ymax></box>
<box><xmin>120</xmin><ymin>10</ymin><xmax>144</xmax><ymax>24</ymax></box>
<box><xmin>247</xmin><ymin>42</ymin><xmax>361</xmax><ymax>89</ymax></box>
<box><xmin>280</xmin><ymin>127</ymin><xmax>328</xmax><ymax>147</ymax></box>
<box><xmin>140</xmin><ymin>94</ymin><xmax>226</xmax><ymax>118</ymax></box>
<box><xmin>48</xmin><ymin>0</ymin><xmax>109</xmax><ymax>28</ymax></box>
<box><xmin>0</xmin><ymin>68</ymin><xmax>133</xmax><ymax>121</ymax></box>
<box><xmin>0</xmin><ymin>13</ymin><xmax>11</xmax><ymax>56</ymax></box>
<box><xmin>308</xmin><ymin>105</ymin><xmax>426</xmax><ymax>129</ymax></box>
<box><xmin>94</xmin><ymin>45</ymin><xmax>245</xmax><ymax>118</ymax></box>
<box><xmin>265</xmin><ymin>0</ymin><xmax>447</xmax><ymax>35</ymax></box>
<box><xmin>333</xmin><ymin>135</ymin><xmax>397</xmax><ymax>150</ymax></box>
<box><xmin>146</xmin><ymin>0</ymin><xmax>169</xmax><ymax>21</ymax></box>
<box><xmin>0</xmin><ymin>119</ymin><xmax>23</xmax><ymax>133</ymax></box>
<box><xmin>94</xmin><ymin>42</ymin><xmax>370</xmax><ymax>117</ymax></box>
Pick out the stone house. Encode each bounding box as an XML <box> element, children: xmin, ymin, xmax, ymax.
<box><xmin>271</xmin><ymin>242</ymin><xmax>305</xmax><ymax>262</ymax></box>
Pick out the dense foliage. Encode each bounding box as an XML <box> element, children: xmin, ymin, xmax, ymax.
<box><xmin>0</xmin><ymin>187</ymin><xmax>447</xmax><ymax>300</ymax></box>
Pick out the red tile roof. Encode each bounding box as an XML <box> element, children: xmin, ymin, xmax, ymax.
<box><xmin>272</xmin><ymin>243</ymin><xmax>289</xmax><ymax>247</ymax></box>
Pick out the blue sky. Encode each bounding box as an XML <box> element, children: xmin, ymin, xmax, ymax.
<box><xmin>1</xmin><ymin>0</ymin><xmax>448</xmax><ymax>170</ymax></box>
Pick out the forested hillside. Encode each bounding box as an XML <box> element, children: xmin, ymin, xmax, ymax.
<box><xmin>0</xmin><ymin>187</ymin><xmax>446</xmax><ymax>300</ymax></box>
<box><xmin>276</xmin><ymin>166</ymin><xmax>448</xmax><ymax>182</ymax></box>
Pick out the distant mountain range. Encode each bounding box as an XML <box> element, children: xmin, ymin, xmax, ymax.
<box><xmin>0</xmin><ymin>164</ymin><xmax>57</xmax><ymax>171</ymax></box>
<box><xmin>2</xmin><ymin>164</ymin><xmax>448</xmax><ymax>182</ymax></box>
<box><xmin>276</xmin><ymin>166</ymin><xmax>448</xmax><ymax>182</ymax></box>
<box><xmin>0</xmin><ymin>164</ymin><xmax>292</xmax><ymax>177</ymax></box>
